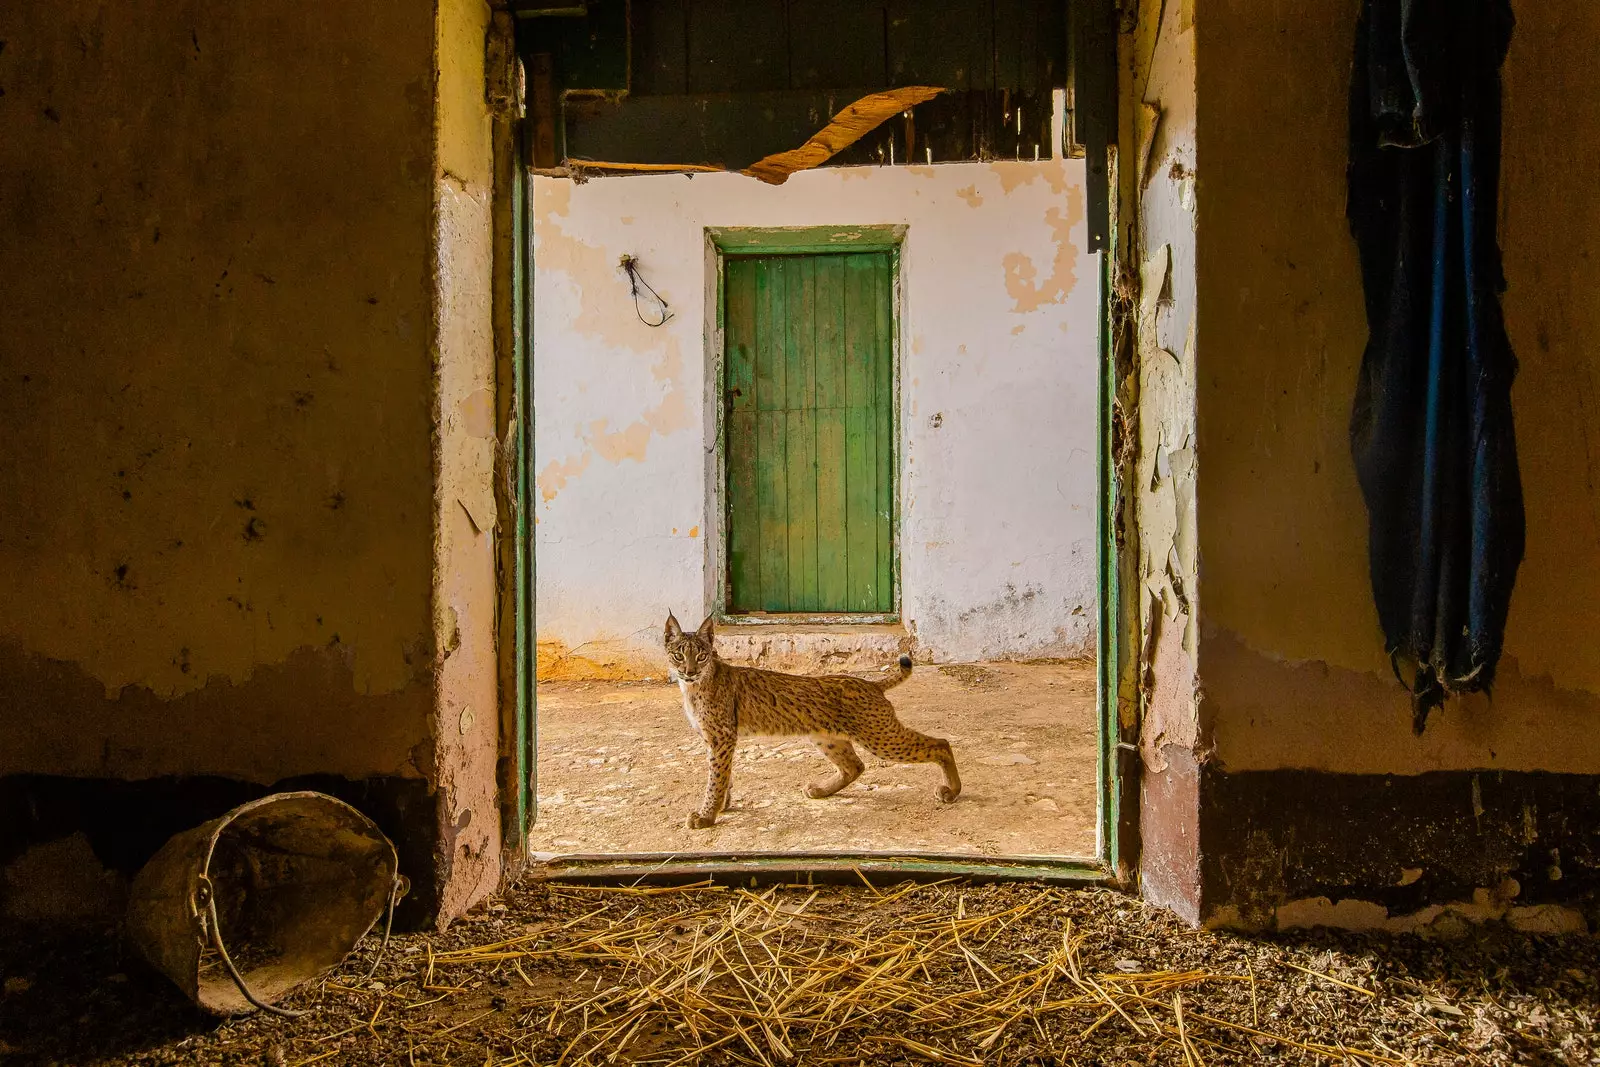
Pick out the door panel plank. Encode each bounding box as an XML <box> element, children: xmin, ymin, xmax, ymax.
<box><xmin>843</xmin><ymin>253</ymin><xmax>881</xmax><ymax>613</ymax></box>
<box><xmin>753</xmin><ymin>258</ymin><xmax>787</xmax><ymax>413</ymax></box>
<box><xmin>756</xmin><ymin>406</ymin><xmax>790</xmax><ymax>611</ymax></box>
<box><xmin>725</xmin><ymin>259</ymin><xmax>760</xmax><ymax>611</ymax></box>
<box><xmin>784</xmin><ymin>257</ymin><xmax>820</xmax><ymax>612</ymax></box>
<box><xmin>754</xmin><ymin>259</ymin><xmax>789</xmax><ymax>610</ymax></box>
<box><xmin>814</xmin><ymin>257</ymin><xmax>849</xmax><ymax>611</ymax></box>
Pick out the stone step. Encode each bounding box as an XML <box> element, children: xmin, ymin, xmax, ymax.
<box><xmin>714</xmin><ymin>623</ymin><xmax>914</xmax><ymax>675</ymax></box>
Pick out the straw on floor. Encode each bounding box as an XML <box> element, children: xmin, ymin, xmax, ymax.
<box><xmin>401</xmin><ymin>882</ymin><xmax>1418</xmax><ymax>1066</ymax></box>
<box><xmin>5</xmin><ymin>878</ymin><xmax>1595</xmax><ymax>1065</ymax></box>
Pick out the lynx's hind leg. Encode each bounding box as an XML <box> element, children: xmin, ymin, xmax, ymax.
<box><xmin>806</xmin><ymin>734</ymin><xmax>865</xmax><ymax>799</ymax></box>
<box><xmin>856</xmin><ymin>720</ymin><xmax>962</xmax><ymax>804</ymax></box>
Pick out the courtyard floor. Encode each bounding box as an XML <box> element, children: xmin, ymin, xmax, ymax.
<box><xmin>527</xmin><ymin>661</ymin><xmax>1099</xmax><ymax>859</ymax></box>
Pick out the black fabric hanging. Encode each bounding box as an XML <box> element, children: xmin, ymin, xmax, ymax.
<box><xmin>1347</xmin><ymin>0</ymin><xmax>1525</xmax><ymax>735</ymax></box>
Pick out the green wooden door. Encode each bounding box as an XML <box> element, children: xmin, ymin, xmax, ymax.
<box><xmin>725</xmin><ymin>252</ymin><xmax>895</xmax><ymax>615</ymax></box>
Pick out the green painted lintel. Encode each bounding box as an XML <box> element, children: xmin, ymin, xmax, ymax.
<box><xmin>708</xmin><ymin>225</ymin><xmax>908</xmax><ymax>256</ymax></box>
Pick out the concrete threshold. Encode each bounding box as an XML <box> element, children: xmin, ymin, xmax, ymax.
<box><xmin>714</xmin><ymin>621</ymin><xmax>911</xmax><ymax>674</ymax></box>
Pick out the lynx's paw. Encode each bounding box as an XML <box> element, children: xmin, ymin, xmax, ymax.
<box><xmin>937</xmin><ymin>785</ymin><xmax>960</xmax><ymax>804</ymax></box>
<box><xmin>687</xmin><ymin>810</ymin><xmax>717</xmax><ymax>829</ymax></box>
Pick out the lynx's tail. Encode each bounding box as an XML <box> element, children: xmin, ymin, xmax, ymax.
<box><xmin>874</xmin><ymin>654</ymin><xmax>914</xmax><ymax>691</ymax></box>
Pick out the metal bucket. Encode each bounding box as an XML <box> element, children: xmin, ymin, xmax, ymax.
<box><xmin>126</xmin><ymin>791</ymin><xmax>408</xmax><ymax>1016</ymax></box>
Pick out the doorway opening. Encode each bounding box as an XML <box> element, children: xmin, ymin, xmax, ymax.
<box><xmin>506</xmin><ymin>0</ymin><xmax>1127</xmax><ymax>884</ymax></box>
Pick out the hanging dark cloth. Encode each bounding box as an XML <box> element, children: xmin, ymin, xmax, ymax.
<box><xmin>1347</xmin><ymin>0</ymin><xmax>1525</xmax><ymax>735</ymax></box>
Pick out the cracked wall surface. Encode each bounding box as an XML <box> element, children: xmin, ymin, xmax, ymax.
<box><xmin>531</xmin><ymin>162</ymin><xmax>1101</xmax><ymax>677</ymax></box>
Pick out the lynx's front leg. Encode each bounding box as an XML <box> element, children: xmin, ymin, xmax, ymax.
<box><xmin>689</xmin><ymin>732</ymin><xmax>735</xmax><ymax>829</ymax></box>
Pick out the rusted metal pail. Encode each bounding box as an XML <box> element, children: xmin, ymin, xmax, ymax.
<box><xmin>127</xmin><ymin>791</ymin><xmax>407</xmax><ymax>1016</ymax></box>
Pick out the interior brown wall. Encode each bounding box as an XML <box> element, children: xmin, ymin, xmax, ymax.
<box><xmin>0</xmin><ymin>1</ymin><xmax>439</xmax><ymax>783</ymax></box>
<box><xmin>1196</xmin><ymin>0</ymin><xmax>1600</xmax><ymax>774</ymax></box>
<box><xmin>1182</xmin><ymin>0</ymin><xmax>1600</xmax><ymax>928</ymax></box>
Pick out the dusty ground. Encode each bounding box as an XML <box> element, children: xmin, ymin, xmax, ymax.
<box><xmin>528</xmin><ymin>662</ymin><xmax>1099</xmax><ymax>858</ymax></box>
<box><xmin>3</xmin><ymin>880</ymin><xmax>1598</xmax><ymax>1066</ymax></box>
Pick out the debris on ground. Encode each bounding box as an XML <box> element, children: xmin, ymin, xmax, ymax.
<box><xmin>1</xmin><ymin>880</ymin><xmax>1596</xmax><ymax>1065</ymax></box>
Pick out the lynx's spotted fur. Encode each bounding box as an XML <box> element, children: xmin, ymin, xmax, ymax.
<box><xmin>664</xmin><ymin>611</ymin><xmax>962</xmax><ymax>829</ymax></box>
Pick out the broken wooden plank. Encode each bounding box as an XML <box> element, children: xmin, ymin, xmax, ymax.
<box><xmin>742</xmin><ymin>86</ymin><xmax>944</xmax><ymax>185</ymax></box>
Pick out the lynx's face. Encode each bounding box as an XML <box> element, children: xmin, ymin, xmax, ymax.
<box><xmin>664</xmin><ymin>611</ymin><xmax>716</xmax><ymax>683</ymax></box>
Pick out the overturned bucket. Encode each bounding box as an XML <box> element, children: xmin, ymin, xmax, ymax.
<box><xmin>127</xmin><ymin>791</ymin><xmax>408</xmax><ymax>1016</ymax></box>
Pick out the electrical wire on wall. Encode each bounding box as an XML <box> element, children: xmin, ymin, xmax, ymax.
<box><xmin>619</xmin><ymin>255</ymin><xmax>672</xmax><ymax>327</ymax></box>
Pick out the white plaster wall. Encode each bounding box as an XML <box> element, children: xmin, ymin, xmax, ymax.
<box><xmin>533</xmin><ymin>160</ymin><xmax>1099</xmax><ymax>677</ymax></box>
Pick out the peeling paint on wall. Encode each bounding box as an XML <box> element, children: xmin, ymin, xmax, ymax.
<box><xmin>1134</xmin><ymin>242</ymin><xmax>1200</xmax><ymax>777</ymax></box>
<box><xmin>1119</xmin><ymin>0</ymin><xmax>1205</xmax><ymax>918</ymax></box>
<box><xmin>1126</xmin><ymin>0</ymin><xmax>1201</xmax><ymax>789</ymax></box>
<box><xmin>538</xmin><ymin>453</ymin><xmax>593</xmax><ymax>504</ymax></box>
<box><xmin>1001</xmin><ymin>195</ymin><xmax>1086</xmax><ymax>314</ymax></box>
<box><xmin>992</xmin><ymin>161</ymin><xmax>1070</xmax><ymax>197</ymax></box>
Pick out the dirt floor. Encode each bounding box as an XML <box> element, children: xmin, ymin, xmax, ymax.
<box><xmin>3</xmin><ymin>879</ymin><xmax>1598</xmax><ymax>1066</ymax></box>
<box><xmin>528</xmin><ymin>662</ymin><xmax>1099</xmax><ymax>859</ymax></box>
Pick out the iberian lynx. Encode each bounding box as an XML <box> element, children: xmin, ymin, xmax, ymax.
<box><xmin>663</xmin><ymin>612</ymin><xmax>961</xmax><ymax>828</ymax></box>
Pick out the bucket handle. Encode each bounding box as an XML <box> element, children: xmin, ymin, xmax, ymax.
<box><xmin>193</xmin><ymin>873</ymin><xmax>308</xmax><ymax>1019</ymax></box>
<box><xmin>191</xmin><ymin>870</ymin><xmax>409</xmax><ymax>1018</ymax></box>
<box><xmin>363</xmin><ymin>873</ymin><xmax>411</xmax><ymax>981</ymax></box>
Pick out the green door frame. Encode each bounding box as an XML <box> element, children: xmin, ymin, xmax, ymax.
<box><xmin>710</xmin><ymin>227</ymin><xmax>904</xmax><ymax>627</ymax></box>
<box><xmin>518</xmin><ymin>219</ymin><xmax>1127</xmax><ymax>888</ymax></box>
<box><xmin>511</xmin><ymin>116</ymin><xmax>537</xmax><ymax>840</ymax></box>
